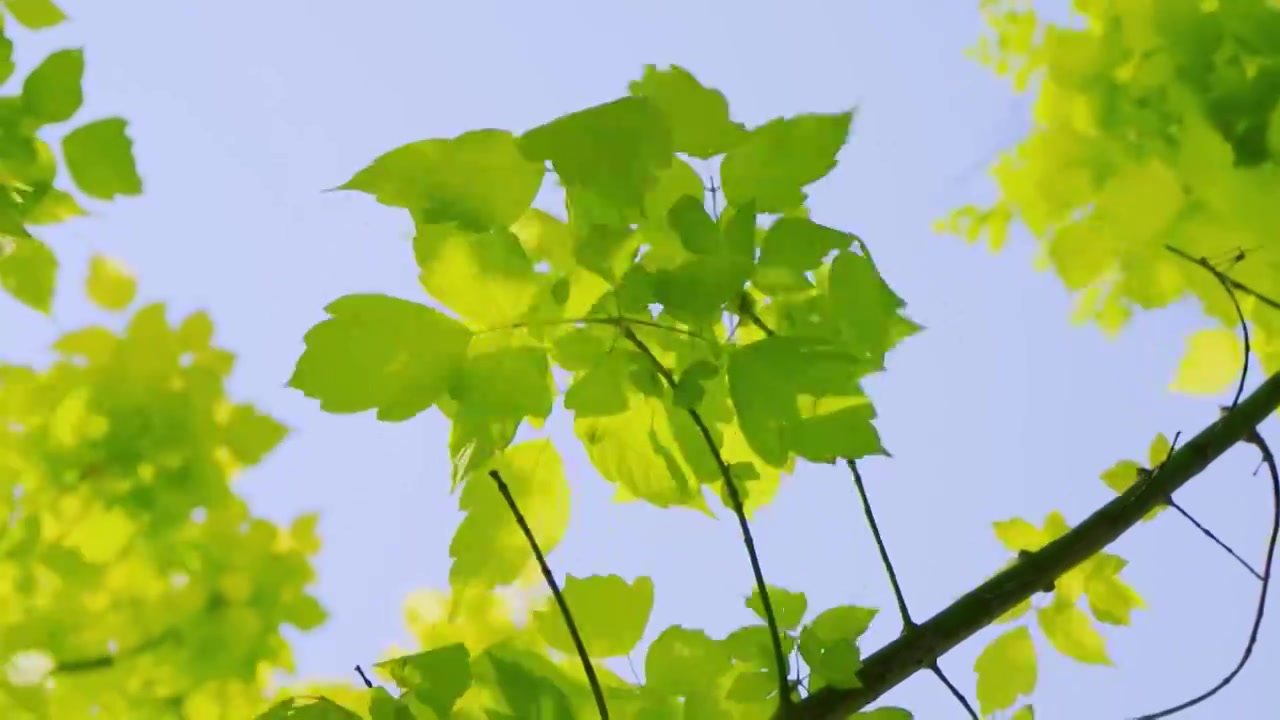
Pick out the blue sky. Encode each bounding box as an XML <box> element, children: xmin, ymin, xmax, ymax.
<box><xmin>5</xmin><ymin>1</ymin><xmax>1277</xmax><ymax>717</ymax></box>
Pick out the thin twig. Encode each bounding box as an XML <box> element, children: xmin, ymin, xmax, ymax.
<box><xmin>1133</xmin><ymin>428</ymin><xmax>1278</xmax><ymax>719</ymax></box>
<box><xmin>355</xmin><ymin>665</ymin><xmax>374</xmax><ymax>689</ymax></box>
<box><xmin>1167</xmin><ymin>498</ymin><xmax>1262</xmax><ymax>580</ymax></box>
<box><xmin>622</xmin><ymin>324</ymin><xmax>792</xmax><ymax>707</ymax></box>
<box><xmin>1153</xmin><ymin>250</ymin><xmax>1263</xmax><ymax>577</ymax></box>
<box><xmin>781</xmin><ymin>370</ymin><xmax>1280</xmax><ymax>719</ymax></box>
<box><xmin>743</xmin><ymin>303</ymin><xmax>975</xmax><ymax>717</ymax></box>
<box><xmin>847</xmin><ymin>459</ymin><xmax>913</xmax><ymax>626</ymax></box>
<box><xmin>488</xmin><ymin>469</ymin><xmax>609</xmax><ymax>719</ymax></box>
<box><xmin>848</xmin><ymin>460</ymin><xmax>978</xmax><ymax>718</ymax></box>
<box><xmin>481</xmin><ymin>314</ymin><xmax>709</xmax><ymax>343</ymax></box>
<box><xmin>1165</xmin><ymin>244</ymin><xmax>1280</xmax><ymax>317</ymax></box>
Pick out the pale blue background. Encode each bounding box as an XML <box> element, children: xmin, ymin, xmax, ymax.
<box><xmin>4</xmin><ymin>1</ymin><xmax>1277</xmax><ymax>718</ymax></box>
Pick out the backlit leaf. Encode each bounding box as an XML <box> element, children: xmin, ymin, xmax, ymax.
<box><xmin>974</xmin><ymin>626</ymin><xmax>1036</xmax><ymax>716</ymax></box>
<box><xmin>628</xmin><ymin>64</ymin><xmax>747</xmax><ymax>159</ymax></box>
<box><xmin>62</xmin><ymin>117</ymin><xmax>143</xmax><ymax>199</ymax></box>
<box><xmin>745</xmin><ymin>585</ymin><xmax>807</xmax><ymax>631</ymax></box>
<box><xmin>0</xmin><ymin>233</ymin><xmax>55</xmax><ymax>311</ymax></box>
<box><xmin>21</xmin><ymin>48</ymin><xmax>81</xmax><ymax>125</ymax></box>
<box><xmin>339</xmin><ymin>129</ymin><xmax>543</xmax><ymax>231</ymax></box>
<box><xmin>374</xmin><ymin>644</ymin><xmax>471</xmax><ymax>719</ymax></box>
<box><xmin>721</xmin><ymin>112</ymin><xmax>852</xmax><ymax>212</ymax></box>
<box><xmin>4</xmin><ymin>0</ymin><xmax>65</xmax><ymax>29</ymax></box>
<box><xmin>1037</xmin><ymin>597</ymin><xmax>1111</xmax><ymax>665</ymax></box>
<box><xmin>1170</xmin><ymin>327</ymin><xmax>1243</xmax><ymax>396</ymax></box>
<box><xmin>798</xmin><ymin>605</ymin><xmax>877</xmax><ymax>690</ymax></box>
<box><xmin>85</xmin><ymin>254</ymin><xmax>136</xmax><ymax>311</ymax></box>
<box><xmin>449</xmin><ymin>439</ymin><xmax>569</xmax><ymax>587</ymax></box>
<box><xmin>535</xmin><ymin>574</ymin><xmax>654</xmax><ymax>657</ymax></box>
<box><xmin>519</xmin><ymin>96</ymin><xmax>673</xmax><ymax>216</ymax></box>
<box><xmin>288</xmin><ymin>293</ymin><xmax>472</xmax><ymax>421</ymax></box>
<box><xmin>645</xmin><ymin>626</ymin><xmax>733</xmax><ymax>697</ymax></box>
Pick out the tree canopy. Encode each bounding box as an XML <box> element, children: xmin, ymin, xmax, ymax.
<box><xmin>3</xmin><ymin>1</ymin><xmax>1278</xmax><ymax>719</ymax></box>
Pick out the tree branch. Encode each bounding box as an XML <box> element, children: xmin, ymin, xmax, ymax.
<box><xmin>781</xmin><ymin>368</ymin><xmax>1280</xmax><ymax>720</ymax></box>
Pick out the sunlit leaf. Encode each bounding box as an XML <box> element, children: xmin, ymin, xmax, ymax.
<box><xmin>974</xmin><ymin>626</ymin><xmax>1036</xmax><ymax>716</ymax></box>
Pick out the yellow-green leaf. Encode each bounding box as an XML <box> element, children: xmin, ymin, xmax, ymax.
<box><xmin>1037</xmin><ymin>598</ymin><xmax>1111</xmax><ymax>665</ymax></box>
<box><xmin>535</xmin><ymin>574</ymin><xmax>654</xmax><ymax>658</ymax></box>
<box><xmin>0</xmin><ymin>233</ymin><xmax>55</xmax><ymax>311</ymax></box>
<box><xmin>973</xmin><ymin>626</ymin><xmax>1037</xmax><ymax>716</ymax></box>
<box><xmin>1147</xmin><ymin>432</ymin><xmax>1171</xmax><ymax>467</ymax></box>
<box><xmin>4</xmin><ymin>0</ymin><xmax>66</xmax><ymax>29</ymax></box>
<box><xmin>993</xmin><ymin>518</ymin><xmax>1046</xmax><ymax>552</ymax></box>
<box><xmin>1170</xmin><ymin>327</ymin><xmax>1243</xmax><ymax>396</ymax></box>
<box><xmin>449</xmin><ymin>439</ymin><xmax>570</xmax><ymax>587</ymax></box>
<box><xmin>85</xmin><ymin>254</ymin><xmax>137</xmax><ymax>311</ymax></box>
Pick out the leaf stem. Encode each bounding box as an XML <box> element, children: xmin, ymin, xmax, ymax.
<box><xmin>622</xmin><ymin>324</ymin><xmax>793</xmax><ymax>708</ymax></box>
<box><xmin>488</xmin><ymin>469</ymin><xmax>609</xmax><ymax>719</ymax></box>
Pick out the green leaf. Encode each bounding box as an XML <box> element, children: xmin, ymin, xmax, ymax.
<box><xmin>84</xmin><ymin>254</ymin><xmax>136</xmax><ymax>311</ymax></box>
<box><xmin>535</xmin><ymin>574</ymin><xmax>654</xmax><ymax>657</ymax></box>
<box><xmin>721</xmin><ymin>111</ymin><xmax>853</xmax><ymax>212</ymax></box>
<box><xmin>827</xmin><ymin>248</ymin><xmax>906</xmax><ymax>362</ymax></box>
<box><xmin>727</xmin><ymin>335</ymin><xmax>883</xmax><ymax>467</ymax></box>
<box><xmin>519</xmin><ymin>96</ymin><xmax>673</xmax><ymax>216</ymax></box>
<box><xmin>4</xmin><ymin>0</ymin><xmax>66</xmax><ymax>29</ymax></box>
<box><xmin>564</xmin><ymin>349</ymin><xmax>630</xmax><ymax>418</ymax></box>
<box><xmin>339</xmin><ymin>129</ymin><xmax>544</xmax><ymax>231</ymax></box>
<box><xmin>21</xmin><ymin>48</ymin><xmax>82</xmax><ymax>124</ymax></box>
<box><xmin>222</xmin><ymin>404</ymin><xmax>289</xmax><ymax>465</ymax></box>
<box><xmin>413</xmin><ymin>224</ymin><xmax>541</xmax><ymax>327</ymax></box>
<box><xmin>973</xmin><ymin>626</ymin><xmax>1037</xmax><ymax>716</ymax></box>
<box><xmin>723</xmin><ymin>624</ymin><xmax>792</xmax><ymax>673</ymax></box>
<box><xmin>367</xmin><ymin>688</ymin><xmax>412</xmax><ymax>720</ymax></box>
<box><xmin>450</xmin><ymin>338</ymin><xmax>554</xmax><ymax>423</ymax></box>
<box><xmin>24</xmin><ymin>187</ymin><xmax>86</xmax><ymax>224</ymax></box>
<box><xmin>449</xmin><ymin>439</ymin><xmax>569</xmax><ymax>587</ymax></box>
<box><xmin>0</xmin><ymin>23</ymin><xmax>13</xmax><ymax>85</ymax></box>
<box><xmin>1037</xmin><ymin>597</ymin><xmax>1111</xmax><ymax>665</ymax></box>
<box><xmin>486</xmin><ymin>648</ymin><xmax>576</xmax><ymax>719</ymax></box>
<box><xmin>1012</xmin><ymin>706</ymin><xmax>1036</xmax><ymax>720</ymax></box>
<box><xmin>374</xmin><ymin>644</ymin><xmax>471</xmax><ymax>719</ymax></box>
<box><xmin>798</xmin><ymin>605</ymin><xmax>877</xmax><ymax>690</ymax></box>
<box><xmin>288</xmin><ymin>293</ymin><xmax>472</xmax><ymax>421</ymax></box>
<box><xmin>653</xmin><ymin>253</ymin><xmax>752</xmax><ymax>326</ymax></box>
<box><xmin>667</xmin><ymin>194</ymin><xmax>719</xmax><ymax>254</ymax></box>
<box><xmin>745</xmin><ymin>585</ymin><xmax>807</xmax><ymax>631</ymax></box>
<box><xmin>0</xmin><ymin>233</ymin><xmax>55</xmax><ymax>311</ymax></box>
<box><xmin>62</xmin><ymin>117</ymin><xmax>143</xmax><ymax>200</ymax></box>
<box><xmin>645</xmin><ymin>626</ymin><xmax>733</xmax><ymax>698</ymax></box>
<box><xmin>628</xmin><ymin>64</ymin><xmax>747</xmax><ymax>159</ymax></box>
<box><xmin>757</xmin><ymin>217</ymin><xmax>852</xmax><ymax>272</ymax></box>
<box><xmin>1170</xmin><ymin>327</ymin><xmax>1242</xmax><ymax>396</ymax></box>
<box><xmin>726</xmin><ymin>669</ymin><xmax>775</xmax><ymax>703</ymax></box>
<box><xmin>673</xmin><ymin>359</ymin><xmax>719</xmax><ymax>411</ymax></box>
<box><xmin>573</xmin><ymin>380</ymin><xmax>708</xmax><ymax>509</ymax></box>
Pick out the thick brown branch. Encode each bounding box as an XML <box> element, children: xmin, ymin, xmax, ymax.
<box><xmin>781</xmin><ymin>369</ymin><xmax>1280</xmax><ymax>720</ymax></box>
